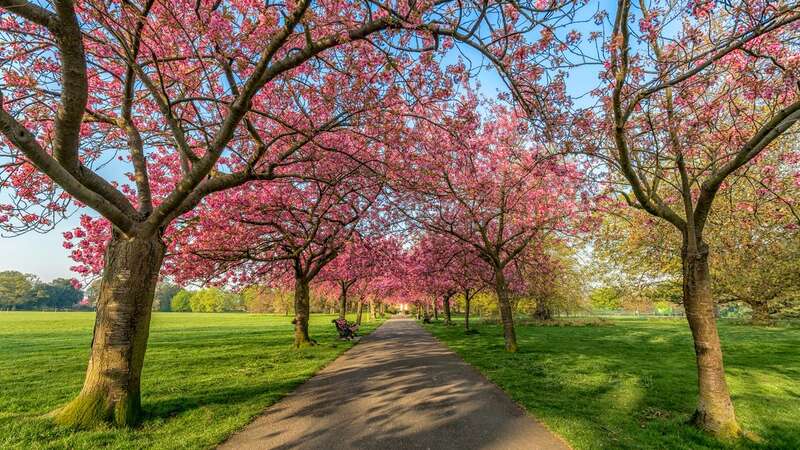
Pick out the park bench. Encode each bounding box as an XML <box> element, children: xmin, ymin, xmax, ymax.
<box><xmin>332</xmin><ymin>318</ymin><xmax>359</xmax><ymax>340</ymax></box>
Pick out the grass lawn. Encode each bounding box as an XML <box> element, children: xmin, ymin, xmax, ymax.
<box><xmin>424</xmin><ymin>318</ymin><xmax>800</xmax><ymax>450</ymax></box>
<box><xmin>0</xmin><ymin>311</ymin><xmax>382</xmax><ymax>449</ymax></box>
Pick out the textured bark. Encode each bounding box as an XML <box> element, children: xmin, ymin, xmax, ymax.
<box><xmin>464</xmin><ymin>290</ymin><xmax>471</xmax><ymax>331</ymax></box>
<box><xmin>356</xmin><ymin>300</ymin><xmax>364</xmax><ymax>326</ymax></box>
<box><xmin>53</xmin><ymin>231</ymin><xmax>165</xmax><ymax>428</ymax></box>
<box><xmin>495</xmin><ymin>271</ymin><xmax>518</xmax><ymax>352</ymax></box>
<box><xmin>293</xmin><ymin>278</ymin><xmax>315</xmax><ymax>347</ymax></box>
<box><xmin>682</xmin><ymin>239</ymin><xmax>741</xmax><ymax>438</ymax></box>
<box><xmin>443</xmin><ymin>294</ymin><xmax>452</xmax><ymax>325</ymax></box>
<box><xmin>337</xmin><ymin>282</ymin><xmax>348</xmax><ymax>320</ymax></box>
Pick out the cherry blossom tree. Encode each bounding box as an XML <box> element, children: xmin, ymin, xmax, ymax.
<box><xmin>395</xmin><ymin>101</ymin><xmax>593</xmax><ymax>351</ymax></box>
<box><xmin>0</xmin><ymin>0</ymin><xmax>588</xmax><ymax>426</ymax></box>
<box><xmin>587</xmin><ymin>0</ymin><xmax>800</xmax><ymax>437</ymax></box>
<box><xmin>412</xmin><ymin>232</ymin><xmax>488</xmax><ymax>326</ymax></box>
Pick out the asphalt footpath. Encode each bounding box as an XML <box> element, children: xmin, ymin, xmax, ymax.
<box><xmin>219</xmin><ymin>318</ymin><xmax>570</xmax><ymax>450</ymax></box>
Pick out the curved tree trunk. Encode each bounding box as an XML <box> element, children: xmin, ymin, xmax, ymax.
<box><xmin>293</xmin><ymin>277</ymin><xmax>315</xmax><ymax>348</ymax></box>
<box><xmin>53</xmin><ymin>231</ymin><xmax>165</xmax><ymax>428</ymax></box>
<box><xmin>682</xmin><ymin>240</ymin><xmax>740</xmax><ymax>437</ymax></box>
<box><xmin>495</xmin><ymin>270</ymin><xmax>518</xmax><ymax>352</ymax></box>
<box><xmin>464</xmin><ymin>289</ymin><xmax>471</xmax><ymax>331</ymax></box>
<box><xmin>443</xmin><ymin>294</ymin><xmax>452</xmax><ymax>325</ymax></box>
<box><xmin>338</xmin><ymin>282</ymin><xmax>348</xmax><ymax>320</ymax></box>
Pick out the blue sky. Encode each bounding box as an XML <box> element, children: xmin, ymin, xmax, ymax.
<box><xmin>0</xmin><ymin>4</ymin><xmax>611</xmax><ymax>281</ymax></box>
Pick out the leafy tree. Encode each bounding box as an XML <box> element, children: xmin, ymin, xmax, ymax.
<box><xmin>37</xmin><ymin>278</ymin><xmax>83</xmax><ymax>310</ymax></box>
<box><xmin>170</xmin><ymin>290</ymin><xmax>192</xmax><ymax>313</ymax></box>
<box><xmin>0</xmin><ymin>271</ymin><xmax>37</xmax><ymax>309</ymax></box>
<box><xmin>241</xmin><ymin>285</ymin><xmax>292</xmax><ymax>314</ymax></box>
<box><xmin>189</xmin><ymin>288</ymin><xmax>243</xmax><ymax>312</ymax></box>
<box><xmin>2</xmin><ymin>0</ymin><xmax>572</xmax><ymax>426</ymax></box>
<box><xmin>589</xmin><ymin>287</ymin><xmax>622</xmax><ymax>311</ymax></box>
<box><xmin>153</xmin><ymin>282</ymin><xmax>181</xmax><ymax>312</ymax></box>
<box><xmin>590</xmin><ymin>1</ymin><xmax>800</xmax><ymax>436</ymax></box>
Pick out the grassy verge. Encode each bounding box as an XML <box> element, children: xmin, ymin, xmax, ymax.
<box><xmin>0</xmin><ymin>312</ymin><xmax>382</xmax><ymax>449</ymax></box>
<box><xmin>424</xmin><ymin>318</ymin><xmax>800</xmax><ymax>450</ymax></box>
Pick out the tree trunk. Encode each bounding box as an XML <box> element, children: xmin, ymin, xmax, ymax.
<box><xmin>682</xmin><ymin>239</ymin><xmax>740</xmax><ymax>437</ymax></box>
<box><xmin>749</xmin><ymin>301</ymin><xmax>771</xmax><ymax>325</ymax></box>
<box><xmin>443</xmin><ymin>294</ymin><xmax>452</xmax><ymax>325</ymax></box>
<box><xmin>464</xmin><ymin>290</ymin><xmax>471</xmax><ymax>331</ymax></box>
<box><xmin>433</xmin><ymin>300</ymin><xmax>438</xmax><ymax>321</ymax></box>
<box><xmin>356</xmin><ymin>299</ymin><xmax>364</xmax><ymax>326</ymax></box>
<box><xmin>495</xmin><ymin>270</ymin><xmax>518</xmax><ymax>352</ymax></box>
<box><xmin>293</xmin><ymin>277</ymin><xmax>315</xmax><ymax>348</ymax></box>
<box><xmin>369</xmin><ymin>298</ymin><xmax>375</xmax><ymax>320</ymax></box>
<box><xmin>338</xmin><ymin>282</ymin><xmax>347</xmax><ymax>320</ymax></box>
<box><xmin>53</xmin><ymin>232</ymin><xmax>165</xmax><ymax>428</ymax></box>
<box><xmin>533</xmin><ymin>299</ymin><xmax>552</xmax><ymax>321</ymax></box>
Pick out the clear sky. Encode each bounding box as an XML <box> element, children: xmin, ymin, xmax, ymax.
<box><xmin>0</xmin><ymin>4</ymin><xmax>608</xmax><ymax>281</ymax></box>
<box><xmin>0</xmin><ymin>217</ymin><xmax>80</xmax><ymax>281</ymax></box>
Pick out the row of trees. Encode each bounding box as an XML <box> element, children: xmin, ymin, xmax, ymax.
<box><xmin>0</xmin><ymin>271</ymin><xmax>83</xmax><ymax>310</ymax></box>
<box><xmin>1</xmin><ymin>0</ymin><xmax>798</xmax><ymax>440</ymax></box>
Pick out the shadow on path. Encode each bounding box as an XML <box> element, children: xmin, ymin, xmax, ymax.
<box><xmin>219</xmin><ymin>319</ymin><xmax>570</xmax><ymax>450</ymax></box>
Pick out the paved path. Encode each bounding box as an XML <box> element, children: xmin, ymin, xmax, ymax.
<box><xmin>220</xmin><ymin>319</ymin><xmax>570</xmax><ymax>450</ymax></box>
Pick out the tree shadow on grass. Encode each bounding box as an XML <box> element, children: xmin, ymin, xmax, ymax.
<box><xmin>430</xmin><ymin>320</ymin><xmax>800</xmax><ymax>449</ymax></box>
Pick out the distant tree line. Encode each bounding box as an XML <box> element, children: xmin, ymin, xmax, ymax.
<box><xmin>0</xmin><ymin>271</ymin><xmax>84</xmax><ymax>310</ymax></box>
<box><xmin>1</xmin><ymin>274</ymin><xmax>371</xmax><ymax>315</ymax></box>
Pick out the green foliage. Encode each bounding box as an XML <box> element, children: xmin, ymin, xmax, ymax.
<box><xmin>0</xmin><ymin>272</ymin><xmax>83</xmax><ymax>310</ymax></box>
<box><xmin>518</xmin><ymin>241</ymin><xmax>590</xmax><ymax>318</ymax></box>
<box><xmin>589</xmin><ymin>287</ymin><xmax>622</xmax><ymax>310</ymax></box>
<box><xmin>0</xmin><ymin>271</ymin><xmax>37</xmax><ymax>309</ymax></box>
<box><xmin>170</xmin><ymin>290</ymin><xmax>192</xmax><ymax>312</ymax></box>
<box><xmin>0</xmin><ymin>312</ymin><xmax>383</xmax><ymax>449</ymax></box>
<box><xmin>426</xmin><ymin>318</ymin><xmax>800</xmax><ymax>449</ymax></box>
<box><xmin>188</xmin><ymin>287</ymin><xmax>243</xmax><ymax>312</ymax></box>
<box><xmin>153</xmin><ymin>282</ymin><xmax>181</xmax><ymax>312</ymax></box>
<box><xmin>36</xmin><ymin>278</ymin><xmax>83</xmax><ymax>310</ymax></box>
<box><xmin>241</xmin><ymin>285</ymin><xmax>293</xmax><ymax>313</ymax></box>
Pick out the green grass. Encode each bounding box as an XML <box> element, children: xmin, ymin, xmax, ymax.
<box><xmin>424</xmin><ymin>318</ymin><xmax>800</xmax><ymax>450</ymax></box>
<box><xmin>0</xmin><ymin>312</ymin><xmax>382</xmax><ymax>449</ymax></box>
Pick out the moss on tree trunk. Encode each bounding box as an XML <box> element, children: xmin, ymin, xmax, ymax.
<box><xmin>52</xmin><ymin>231</ymin><xmax>165</xmax><ymax>428</ymax></box>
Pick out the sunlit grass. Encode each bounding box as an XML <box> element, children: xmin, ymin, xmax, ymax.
<box><xmin>0</xmin><ymin>311</ymin><xmax>382</xmax><ymax>449</ymax></box>
<box><xmin>424</xmin><ymin>318</ymin><xmax>800</xmax><ymax>450</ymax></box>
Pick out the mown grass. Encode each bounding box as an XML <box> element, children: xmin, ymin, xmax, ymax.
<box><xmin>424</xmin><ymin>318</ymin><xmax>800</xmax><ymax>450</ymax></box>
<box><xmin>0</xmin><ymin>312</ymin><xmax>382</xmax><ymax>449</ymax></box>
